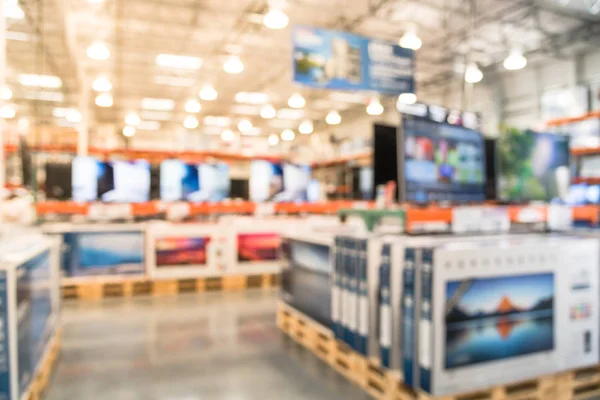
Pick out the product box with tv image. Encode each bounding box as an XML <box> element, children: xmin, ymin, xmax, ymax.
<box><xmin>0</xmin><ymin>236</ymin><xmax>60</xmax><ymax>400</ymax></box>
<box><xmin>146</xmin><ymin>223</ymin><xmax>223</xmax><ymax>280</ymax></box>
<box><xmin>410</xmin><ymin>235</ymin><xmax>599</xmax><ymax>397</ymax></box>
<box><xmin>59</xmin><ymin>224</ymin><xmax>146</xmax><ymax>278</ymax></box>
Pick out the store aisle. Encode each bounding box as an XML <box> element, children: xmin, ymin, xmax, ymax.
<box><xmin>45</xmin><ymin>290</ymin><xmax>370</xmax><ymax>400</ymax></box>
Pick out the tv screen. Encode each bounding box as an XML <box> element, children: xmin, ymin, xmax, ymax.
<box><xmin>101</xmin><ymin>160</ymin><xmax>150</xmax><ymax>203</ymax></box>
<box><xmin>497</xmin><ymin>130</ymin><xmax>570</xmax><ymax>202</ymax></box>
<box><xmin>445</xmin><ymin>273</ymin><xmax>554</xmax><ymax>369</ymax></box>
<box><xmin>373</xmin><ymin>124</ymin><xmax>398</xmax><ymax>201</ymax></box>
<box><xmin>249</xmin><ymin>160</ymin><xmax>284</xmax><ymax>202</ymax></box>
<box><xmin>45</xmin><ymin>163</ymin><xmax>72</xmax><ymax>200</ymax></box>
<box><xmin>282</xmin><ymin>163</ymin><xmax>311</xmax><ymax>202</ymax></box>
<box><xmin>237</xmin><ymin>233</ymin><xmax>281</xmax><ymax>262</ymax></box>
<box><xmin>155</xmin><ymin>237</ymin><xmax>211</xmax><ymax>267</ymax></box>
<box><xmin>72</xmin><ymin>156</ymin><xmax>101</xmax><ymax>202</ymax></box>
<box><xmin>193</xmin><ymin>163</ymin><xmax>230</xmax><ymax>202</ymax></box>
<box><xmin>230</xmin><ymin>179</ymin><xmax>249</xmax><ymax>200</ymax></box>
<box><xmin>160</xmin><ymin>160</ymin><xmax>200</xmax><ymax>201</ymax></box>
<box><xmin>403</xmin><ymin>115</ymin><xmax>486</xmax><ymax>203</ymax></box>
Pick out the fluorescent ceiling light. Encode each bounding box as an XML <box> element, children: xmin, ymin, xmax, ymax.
<box><xmin>503</xmin><ymin>48</ymin><xmax>527</xmax><ymax>71</ymax></box>
<box><xmin>260</xmin><ymin>104</ymin><xmax>276</xmax><ymax>119</ymax></box>
<box><xmin>328</xmin><ymin>92</ymin><xmax>366</xmax><ymax>104</ymax></box>
<box><xmin>268</xmin><ymin>133</ymin><xmax>279</xmax><ymax>146</ymax></box>
<box><xmin>237</xmin><ymin>119</ymin><xmax>253</xmax><ymax>132</ymax></box>
<box><xmin>223</xmin><ymin>55</ymin><xmax>244</xmax><ymax>74</ymax></box>
<box><xmin>185</xmin><ymin>99</ymin><xmax>202</xmax><ymax>113</ymax></box>
<box><xmin>6</xmin><ymin>0</ymin><xmax>24</xmax><ymax>20</ymax></box>
<box><xmin>366</xmin><ymin>97</ymin><xmax>384</xmax><ymax>116</ymax></box>
<box><xmin>184</xmin><ymin>115</ymin><xmax>199</xmax><ymax>129</ymax></box>
<box><xmin>263</xmin><ymin>8</ymin><xmax>289</xmax><ymax>29</ymax></box>
<box><xmin>199</xmin><ymin>84</ymin><xmax>218</xmax><ymax>101</ymax></box>
<box><xmin>24</xmin><ymin>91</ymin><xmax>64</xmax><ymax>102</ymax></box>
<box><xmin>235</xmin><ymin>92</ymin><xmax>269</xmax><ymax>104</ymax></box>
<box><xmin>277</xmin><ymin>108</ymin><xmax>305</xmax><ymax>120</ymax></box>
<box><xmin>142</xmin><ymin>97</ymin><xmax>175</xmax><ymax>111</ymax></box>
<box><xmin>221</xmin><ymin>129</ymin><xmax>235</xmax><ymax>142</ymax></box>
<box><xmin>7</xmin><ymin>31</ymin><xmax>32</xmax><ymax>42</ymax></box>
<box><xmin>231</xmin><ymin>105</ymin><xmax>262</xmax><ymax>116</ymax></box>
<box><xmin>18</xmin><ymin>74</ymin><xmax>62</xmax><ymax>88</ymax></box>
<box><xmin>52</xmin><ymin>107</ymin><xmax>69</xmax><ymax>118</ymax></box>
<box><xmin>66</xmin><ymin>109</ymin><xmax>82</xmax><ymax>123</ymax></box>
<box><xmin>1</xmin><ymin>87</ymin><xmax>13</xmax><ymax>100</ymax></box>
<box><xmin>156</xmin><ymin>54</ymin><xmax>203</xmax><ymax>70</ymax></box>
<box><xmin>398</xmin><ymin>92</ymin><xmax>417</xmax><ymax>105</ymax></box>
<box><xmin>95</xmin><ymin>93</ymin><xmax>113</xmax><ymax>107</ymax></box>
<box><xmin>280</xmin><ymin>129</ymin><xmax>295</xmax><ymax>141</ymax></box>
<box><xmin>299</xmin><ymin>120</ymin><xmax>313</xmax><ymax>134</ymax></box>
<box><xmin>125</xmin><ymin>113</ymin><xmax>141</xmax><ymax>126</ymax></box>
<box><xmin>464</xmin><ymin>62</ymin><xmax>483</xmax><ymax>83</ymax></box>
<box><xmin>138</xmin><ymin>121</ymin><xmax>161</xmax><ymax>131</ymax></box>
<box><xmin>399</xmin><ymin>29</ymin><xmax>422</xmax><ymax>50</ymax></box>
<box><xmin>92</xmin><ymin>76</ymin><xmax>112</xmax><ymax>92</ymax></box>
<box><xmin>326</xmin><ymin>110</ymin><xmax>342</xmax><ymax>125</ymax></box>
<box><xmin>204</xmin><ymin>116</ymin><xmax>230</xmax><ymax>127</ymax></box>
<box><xmin>123</xmin><ymin>126</ymin><xmax>136</xmax><ymax>137</ymax></box>
<box><xmin>0</xmin><ymin>105</ymin><xmax>16</xmax><ymax>119</ymax></box>
<box><xmin>87</xmin><ymin>41</ymin><xmax>110</xmax><ymax>61</ymax></box>
<box><xmin>140</xmin><ymin>111</ymin><xmax>171</xmax><ymax>121</ymax></box>
<box><xmin>288</xmin><ymin>92</ymin><xmax>305</xmax><ymax>108</ymax></box>
<box><xmin>153</xmin><ymin>76</ymin><xmax>196</xmax><ymax>87</ymax></box>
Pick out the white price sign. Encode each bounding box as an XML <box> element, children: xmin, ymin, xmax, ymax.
<box><xmin>547</xmin><ymin>205</ymin><xmax>573</xmax><ymax>231</ymax></box>
<box><xmin>255</xmin><ymin>203</ymin><xmax>275</xmax><ymax>217</ymax></box>
<box><xmin>88</xmin><ymin>203</ymin><xmax>133</xmax><ymax>221</ymax></box>
<box><xmin>167</xmin><ymin>203</ymin><xmax>191</xmax><ymax>221</ymax></box>
<box><xmin>452</xmin><ymin>207</ymin><xmax>483</xmax><ymax>234</ymax></box>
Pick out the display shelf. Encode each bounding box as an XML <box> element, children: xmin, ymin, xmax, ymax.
<box><xmin>338</xmin><ymin>208</ymin><xmax>405</xmax><ymax>231</ymax></box>
<box><xmin>311</xmin><ymin>151</ymin><xmax>372</xmax><ymax>168</ymax></box>
<box><xmin>277</xmin><ymin>301</ymin><xmax>600</xmax><ymax>400</ymax></box>
<box><xmin>547</xmin><ymin>111</ymin><xmax>600</xmax><ymax>127</ymax></box>
<box><xmin>573</xmin><ymin>177</ymin><xmax>600</xmax><ymax>184</ymax></box>
<box><xmin>62</xmin><ymin>273</ymin><xmax>280</xmax><ymax>301</ymax></box>
<box><xmin>571</xmin><ymin>148</ymin><xmax>600</xmax><ymax>157</ymax></box>
<box><xmin>24</xmin><ymin>328</ymin><xmax>61</xmax><ymax>400</ymax></box>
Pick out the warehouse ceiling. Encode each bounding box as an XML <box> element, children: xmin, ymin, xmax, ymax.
<box><xmin>5</xmin><ymin>0</ymin><xmax>600</xmax><ymax>145</ymax></box>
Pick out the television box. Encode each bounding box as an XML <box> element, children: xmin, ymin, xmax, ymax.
<box><xmin>146</xmin><ymin>223</ymin><xmax>223</xmax><ymax>280</ymax></box>
<box><xmin>414</xmin><ymin>235</ymin><xmax>599</xmax><ymax>396</ymax></box>
<box><xmin>48</xmin><ymin>223</ymin><xmax>146</xmax><ymax>279</ymax></box>
<box><xmin>0</xmin><ymin>236</ymin><xmax>60</xmax><ymax>400</ymax></box>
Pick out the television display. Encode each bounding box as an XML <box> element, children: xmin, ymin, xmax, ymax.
<box><xmin>289</xmin><ymin>240</ymin><xmax>331</xmax><ymax>274</ymax></box>
<box><xmin>155</xmin><ymin>237</ymin><xmax>211</xmax><ymax>267</ymax></box>
<box><xmin>160</xmin><ymin>159</ymin><xmax>200</xmax><ymax>201</ymax></box>
<box><xmin>195</xmin><ymin>163</ymin><xmax>230</xmax><ymax>202</ymax></box>
<box><xmin>237</xmin><ymin>233</ymin><xmax>281</xmax><ymax>262</ymax></box>
<box><xmin>72</xmin><ymin>156</ymin><xmax>101</xmax><ymax>202</ymax></box>
<box><xmin>403</xmin><ymin>115</ymin><xmax>486</xmax><ymax>203</ymax></box>
<box><xmin>282</xmin><ymin>163</ymin><xmax>311</xmax><ymax>202</ymax></box>
<box><xmin>45</xmin><ymin>163</ymin><xmax>72</xmax><ymax>200</ymax></box>
<box><xmin>101</xmin><ymin>160</ymin><xmax>150</xmax><ymax>203</ymax></box>
<box><xmin>374</xmin><ymin>124</ymin><xmax>398</xmax><ymax>201</ymax></box>
<box><xmin>497</xmin><ymin>130</ymin><xmax>570</xmax><ymax>202</ymax></box>
<box><xmin>249</xmin><ymin>160</ymin><xmax>284</xmax><ymax>202</ymax></box>
<box><xmin>445</xmin><ymin>273</ymin><xmax>554</xmax><ymax>369</ymax></box>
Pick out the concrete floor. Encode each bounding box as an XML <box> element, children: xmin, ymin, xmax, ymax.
<box><xmin>46</xmin><ymin>290</ymin><xmax>370</xmax><ymax>400</ymax></box>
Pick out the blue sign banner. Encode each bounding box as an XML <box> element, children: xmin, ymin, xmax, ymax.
<box><xmin>292</xmin><ymin>25</ymin><xmax>415</xmax><ymax>95</ymax></box>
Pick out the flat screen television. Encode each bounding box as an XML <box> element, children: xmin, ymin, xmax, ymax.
<box><xmin>160</xmin><ymin>159</ymin><xmax>200</xmax><ymax>201</ymax></box>
<box><xmin>249</xmin><ymin>160</ymin><xmax>284</xmax><ymax>202</ymax></box>
<box><xmin>100</xmin><ymin>160</ymin><xmax>150</xmax><ymax>203</ymax></box>
<box><xmin>45</xmin><ymin>163</ymin><xmax>72</xmax><ymax>200</ymax></box>
<box><xmin>72</xmin><ymin>156</ymin><xmax>102</xmax><ymax>202</ymax></box>
<box><xmin>497</xmin><ymin>130</ymin><xmax>570</xmax><ymax>202</ymax></box>
<box><xmin>373</xmin><ymin>124</ymin><xmax>398</xmax><ymax>201</ymax></box>
<box><xmin>402</xmin><ymin>115</ymin><xmax>486</xmax><ymax>203</ymax></box>
<box><xmin>282</xmin><ymin>163</ymin><xmax>311</xmax><ymax>202</ymax></box>
<box><xmin>230</xmin><ymin>179</ymin><xmax>249</xmax><ymax>200</ymax></box>
<box><xmin>195</xmin><ymin>163</ymin><xmax>230</xmax><ymax>202</ymax></box>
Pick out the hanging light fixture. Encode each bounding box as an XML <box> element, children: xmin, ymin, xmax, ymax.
<box><xmin>503</xmin><ymin>48</ymin><xmax>527</xmax><ymax>70</ymax></box>
<box><xmin>125</xmin><ymin>113</ymin><xmax>141</xmax><ymax>126</ymax></box>
<box><xmin>268</xmin><ymin>133</ymin><xmax>280</xmax><ymax>146</ymax></box>
<box><xmin>237</xmin><ymin>119</ymin><xmax>253</xmax><ymax>132</ymax></box>
<box><xmin>185</xmin><ymin>99</ymin><xmax>202</xmax><ymax>113</ymax></box>
<box><xmin>281</xmin><ymin>129</ymin><xmax>295</xmax><ymax>141</ymax></box>
<box><xmin>123</xmin><ymin>126</ymin><xmax>136</xmax><ymax>137</ymax></box>
<box><xmin>260</xmin><ymin>104</ymin><xmax>277</xmax><ymax>119</ymax></box>
<box><xmin>299</xmin><ymin>120</ymin><xmax>313</xmax><ymax>134</ymax></box>
<box><xmin>199</xmin><ymin>84</ymin><xmax>218</xmax><ymax>101</ymax></box>
<box><xmin>398</xmin><ymin>92</ymin><xmax>417</xmax><ymax>105</ymax></box>
<box><xmin>399</xmin><ymin>28</ymin><xmax>422</xmax><ymax>50</ymax></box>
<box><xmin>1</xmin><ymin>87</ymin><xmax>13</xmax><ymax>100</ymax></box>
<box><xmin>184</xmin><ymin>115</ymin><xmax>199</xmax><ymax>129</ymax></box>
<box><xmin>0</xmin><ymin>105</ymin><xmax>16</xmax><ymax>119</ymax></box>
<box><xmin>464</xmin><ymin>62</ymin><xmax>483</xmax><ymax>83</ymax></box>
<box><xmin>326</xmin><ymin>110</ymin><xmax>341</xmax><ymax>125</ymax></box>
<box><xmin>95</xmin><ymin>93</ymin><xmax>113</xmax><ymax>107</ymax></box>
<box><xmin>223</xmin><ymin>55</ymin><xmax>244</xmax><ymax>74</ymax></box>
<box><xmin>221</xmin><ymin>129</ymin><xmax>235</xmax><ymax>142</ymax></box>
<box><xmin>366</xmin><ymin>97</ymin><xmax>384</xmax><ymax>116</ymax></box>
<box><xmin>288</xmin><ymin>92</ymin><xmax>305</xmax><ymax>109</ymax></box>
<box><xmin>92</xmin><ymin>76</ymin><xmax>112</xmax><ymax>92</ymax></box>
<box><xmin>86</xmin><ymin>41</ymin><xmax>110</xmax><ymax>60</ymax></box>
<box><xmin>66</xmin><ymin>109</ymin><xmax>83</xmax><ymax>123</ymax></box>
<box><xmin>263</xmin><ymin>7</ymin><xmax>289</xmax><ymax>29</ymax></box>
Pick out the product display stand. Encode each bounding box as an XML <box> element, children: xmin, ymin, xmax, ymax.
<box><xmin>338</xmin><ymin>209</ymin><xmax>406</xmax><ymax>232</ymax></box>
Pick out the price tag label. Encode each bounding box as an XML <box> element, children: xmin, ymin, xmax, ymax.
<box><xmin>452</xmin><ymin>207</ymin><xmax>483</xmax><ymax>234</ymax></box>
<box><xmin>88</xmin><ymin>204</ymin><xmax>133</xmax><ymax>221</ymax></box>
<box><xmin>167</xmin><ymin>202</ymin><xmax>191</xmax><ymax>221</ymax></box>
<box><xmin>480</xmin><ymin>207</ymin><xmax>510</xmax><ymax>233</ymax></box>
<box><xmin>547</xmin><ymin>205</ymin><xmax>572</xmax><ymax>231</ymax></box>
<box><xmin>255</xmin><ymin>203</ymin><xmax>275</xmax><ymax>217</ymax></box>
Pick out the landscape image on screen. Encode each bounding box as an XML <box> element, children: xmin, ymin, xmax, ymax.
<box><xmin>445</xmin><ymin>273</ymin><xmax>554</xmax><ymax>369</ymax></box>
<box><xmin>155</xmin><ymin>237</ymin><xmax>211</xmax><ymax>267</ymax></box>
<box><xmin>237</xmin><ymin>233</ymin><xmax>281</xmax><ymax>262</ymax></box>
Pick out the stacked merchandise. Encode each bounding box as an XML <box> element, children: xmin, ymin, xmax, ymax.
<box><xmin>331</xmin><ymin>232</ymin><xmax>600</xmax><ymax>397</ymax></box>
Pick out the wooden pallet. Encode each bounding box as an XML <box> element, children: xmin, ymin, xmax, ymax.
<box><xmin>62</xmin><ymin>273</ymin><xmax>280</xmax><ymax>300</ymax></box>
<box><xmin>277</xmin><ymin>301</ymin><xmax>600</xmax><ymax>400</ymax></box>
<box><xmin>25</xmin><ymin>328</ymin><xmax>62</xmax><ymax>400</ymax></box>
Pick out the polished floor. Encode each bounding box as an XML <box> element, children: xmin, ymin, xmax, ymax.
<box><xmin>46</xmin><ymin>290</ymin><xmax>370</xmax><ymax>400</ymax></box>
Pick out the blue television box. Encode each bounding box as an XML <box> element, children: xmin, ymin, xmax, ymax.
<box><xmin>415</xmin><ymin>235</ymin><xmax>600</xmax><ymax>396</ymax></box>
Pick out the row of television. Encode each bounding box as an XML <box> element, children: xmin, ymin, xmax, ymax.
<box><xmin>47</xmin><ymin>158</ymin><xmax>318</xmax><ymax>203</ymax></box>
<box><xmin>374</xmin><ymin>113</ymin><xmax>572</xmax><ymax>204</ymax></box>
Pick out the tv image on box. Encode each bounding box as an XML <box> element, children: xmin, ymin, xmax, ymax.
<box><xmin>402</xmin><ymin>115</ymin><xmax>485</xmax><ymax>203</ymax></box>
<box><xmin>445</xmin><ymin>273</ymin><xmax>554</xmax><ymax>369</ymax></box>
<box><xmin>497</xmin><ymin>129</ymin><xmax>570</xmax><ymax>202</ymax></box>
<box><xmin>155</xmin><ymin>237</ymin><xmax>211</xmax><ymax>267</ymax></box>
<box><xmin>237</xmin><ymin>233</ymin><xmax>281</xmax><ymax>262</ymax></box>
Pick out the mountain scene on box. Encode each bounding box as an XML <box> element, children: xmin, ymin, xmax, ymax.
<box><xmin>445</xmin><ymin>273</ymin><xmax>554</xmax><ymax>369</ymax></box>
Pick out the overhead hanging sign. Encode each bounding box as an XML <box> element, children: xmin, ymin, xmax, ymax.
<box><xmin>292</xmin><ymin>25</ymin><xmax>415</xmax><ymax>95</ymax></box>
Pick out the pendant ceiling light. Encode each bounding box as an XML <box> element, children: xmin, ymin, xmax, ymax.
<box><xmin>221</xmin><ymin>129</ymin><xmax>235</xmax><ymax>142</ymax></box>
<box><xmin>299</xmin><ymin>120</ymin><xmax>313</xmax><ymax>134</ymax></box>
<box><xmin>366</xmin><ymin>97</ymin><xmax>384</xmax><ymax>116</ymax></box>
<box><xmin>92</xmin><ymin>76</ymin><xmax>112</xmax><ymax>92</ymax></box>
<box><xmin>260</xmin><ymin>104</ymin><xmax>277</xmax><ymax>119</ymax></box>
<box><xmin>503</xmin><ymin>48</ymin><xmax>527</xmax><ymax>71</ymax></box>
<box><xmin>87</xmin><ymin>41</ymin><xmax>110</xmax><ymax>60</ymax></box>
<box><xmin>398</xmin><ymin>92</ymin><xmax>417</xmax><ymax>105</ymax></box>
<box><xmin>263</xmin><ymin>7</ymin><xmax>289</xmax><ymax>29</ymax></box>
<box><xmin>268</xmin><ymin>133</ymin><xmax>280</xmax><ymax>146</ymax></box>
<box><xmin>281</xmin><ymin>129</ymin><xmax>295</xmax><ymax>141</ymax></box>
<box><xmin>288</xmin><ymin>93</ymin><xmax>305</xmax><ymax>109</ymax></box>
<box><xmin>325</xmin><ymin>110</ymin><xmax>341</xmax><ymax>125</ymax></box>
<box><xmin>66</xmin><ymin>109</ymin><xmax>83</xmax><ymax>123</ymax></box>
<box><xmin>123</xmin><ymin>126</ymin><xmax>136</xmax><ymax>137</ymax></box>
<box><xmin>1</xmin><ymin>87</ymin><xmax>13</xmax><ymax>100</ymax></box>
<box><xmin>223</xmin><ymin>55</ymin><xmax>244</xmax><ymax>74</ymax></box>
<box><xmin>125</xmin><ymin>113</ymin><xmax>141</xmax><ymax>126</ymax></box>
<box><xmin>199</xmin><ymin>84</ymin><xmax>218</xmax><ymax>101</ymax></box>
<box><xmin>184</xmin><ymin>115</ymin><xmax>199</xmax><ymax>129</ymax></box>
<box><xmin>95</xmin><ymin>93</ymin><xmax>113</xmax><ymax>107</ymax></box>
<box><xmin>399</xmin><ymin>28</ymin><xmax>422</xmax><ymax>50</ymax></box>
<box><xmin>185</xmin><ymin>99</ymin><xmax>202</xmax><ymax>113</ymax></box>
<box><xmin>464</xmin><ymin>62</ymin><xmax>483</xmax><ymax>83</ymax></box>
